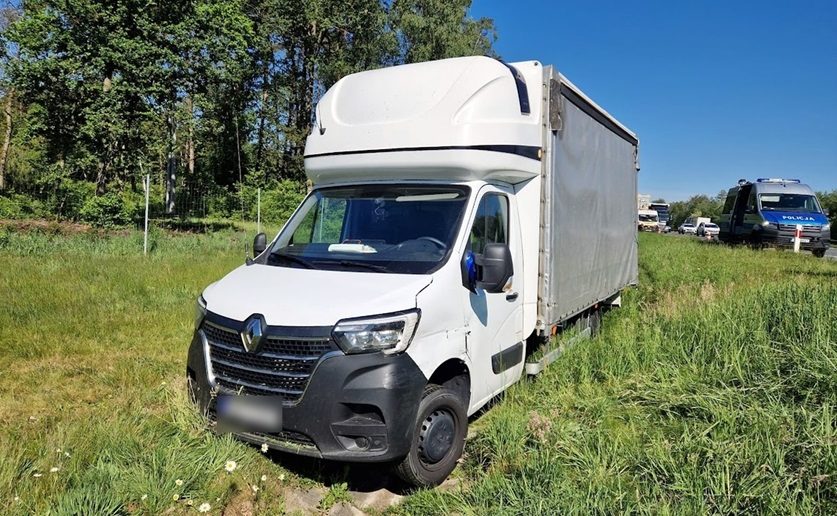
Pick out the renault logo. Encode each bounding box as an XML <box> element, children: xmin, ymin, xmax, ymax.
<box><xmin>241</xmin><ymin>316</ymin><xmax>264</xmax><ymax>353</ymax></box>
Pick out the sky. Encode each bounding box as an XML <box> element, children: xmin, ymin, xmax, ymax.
<box><xmin>470</xmin><ymin>0</ymin><xmax>837</xmax><ymax>201</ymax></box>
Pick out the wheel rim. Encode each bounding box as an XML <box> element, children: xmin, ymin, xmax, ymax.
<box><xmin>418</xmin><ymin>409</ymin><xmax>456</xmax><ymax>464</ymax></box>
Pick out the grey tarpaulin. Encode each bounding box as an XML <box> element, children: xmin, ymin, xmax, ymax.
<box><xmin>538</xmin><ymin>71</ymin><xmax>638</xmax><ymax>327</ymax></box>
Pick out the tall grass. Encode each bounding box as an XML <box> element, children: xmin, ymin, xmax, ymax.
<box><xmin>400</xmin><ymin>236</ymin><xmax>836</xmax><ymax>514</ymax></box>
<box><xmin>0</xmin><ymin>229</ymin><xmax>834</xmax><ymax>514</ymax></box>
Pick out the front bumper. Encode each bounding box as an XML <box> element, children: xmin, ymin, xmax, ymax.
<box><xmin>186</xmin><ymin>321</ymin><xmax>426</xmax><ymax>462</ymax></box>
<box><xmin>759</xmin><ymin>226</ymin><xmax>829</xmax><ymax>250</ymax></box>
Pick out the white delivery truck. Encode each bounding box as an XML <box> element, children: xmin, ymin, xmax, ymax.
<box><xmin>187</xmin><ymin>56</ymin><xmax>639</xmax><ymax>486</ymax></box>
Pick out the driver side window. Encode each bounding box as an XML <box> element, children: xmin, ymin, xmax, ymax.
<box><xmin>746</xmin><ymin>190</ymin><xmax>757</xmax><ymax>213</ymax></box>
<box><xmin>470</xmin><ymin>193</ymin><xmax>509</xmax><ymax>255</ymax></box>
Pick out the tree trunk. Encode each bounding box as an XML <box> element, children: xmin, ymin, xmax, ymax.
<box><xmin>165</xmin><ymin>114</ymin><xmax>177</xmax><ymax>215</ymax></box>
<box><xmin>0</xmin><ymin>88</ymin><xmax>13</xmax><ymax>191</ymax></box>
<box><xmin>186</xmin><ymin>96</ymin><xmax>195</xmax><ymax>176</ymax></box>
<box><xmin>255</xmin><ymin>66</ymin><xmax>269</xmax><ymax>168</ymax></box>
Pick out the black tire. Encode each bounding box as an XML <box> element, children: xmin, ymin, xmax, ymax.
<box><xmin>394</xmin><ymin>384</ymin><xmax>468</xmax><ymax>487</ymax></box>
<box><xmin>749</xmin><ymin>232</ymin><xmax>763</xmax><ymax>250</ymax></box>
<box><xmin>813</xmin><ymin>248</ymin><xmax>826</xmax><ymax>258</ymax></box>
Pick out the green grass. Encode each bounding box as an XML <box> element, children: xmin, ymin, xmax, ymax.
<box><xmin>0</xmin><ymin>228</ymin><xmax>835</xmax><ymax>514</ymax></box>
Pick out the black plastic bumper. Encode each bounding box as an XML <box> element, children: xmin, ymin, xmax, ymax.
<box><xmin>760</xmin><ymin>229</ymin><xmax>829</xmax><ymax>251</ymax></box>
<box><xmin>186</xmin><ymin>330</ymin><xmax>426</xmax><ymax>462</ymax></box>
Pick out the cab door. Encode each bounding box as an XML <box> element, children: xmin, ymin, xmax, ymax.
<box><xmin>461</xmin><ymin>185</ymin><xmax>525</xmax><ymax>412</ymax></box>
<box><xmin>731</xmin><ymin>184</ymin><xmax>753</xmax><ymax>239</ymax></box>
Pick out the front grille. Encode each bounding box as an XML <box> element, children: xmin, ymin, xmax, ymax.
<box><xmin>777</xmin><ymin>224</ymin><xmax>822</xmax><ymax>239</ymax></box>
<box><xmin>243</xmin><ymin>430</ymin><xmax>318</xmax><ymax>450</ymax></box>
<box><xmin>203</xmin><ymin>321</ymin><xmax>336</xmax><ymax>403</ymax></box>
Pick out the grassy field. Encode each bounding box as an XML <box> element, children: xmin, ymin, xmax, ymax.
<box><xmin>0</xmin><ymin>227</ymin><xmax>835</xmax><ymax>514</ymax></box>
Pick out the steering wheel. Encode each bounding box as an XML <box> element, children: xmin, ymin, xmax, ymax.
<box><xmin>415</xmin><ymin>236</ymin><xmax>447</xmax><ymax>249</ymax></box>
<box><xmin>398</xmin><ymin>236</ymin><xmax>447</xmax><ymax>250</ymax></box>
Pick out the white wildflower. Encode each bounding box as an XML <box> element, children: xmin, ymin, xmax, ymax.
<box><xmin>260</xmin><ymin>474</ymin><xmax>267</xmax><ymax>482</ymax></box>
<box><xmin>186</xmin><ymin>499</ymin><xmax>193</xmax><ymax>506</ymax></box>
<box><xmin>14</xmin><ymin>496</ymin><xmax>19</xmax><ymax>502</ymax></box>
<box><xmin>251</xmin><ymin>484</ymin><xmax>259</xmax><ymax>493</ymax></box>
<box><xmin>56</xmin><ymin>448</ymin><xmax>62</xmax><ymax>453</ymax></box>
<box><xmin>224</xmin><ymin>460</ymin><xmax>237</xmax><ymax>473</ymax></box>
<box><xmin>260</xmin><ymin>443</ymin><xmax>268</xmax><ymax>453</ymax></box>
<box><xmin>198</xmin><ymin>502</ymin><xmax>211</xmax><ymax>513</ymax></box>
<box><xmin>172</xmin><ymin>493</ymin><xmax>179</xmax><ymax>501</ymax></box>
<box><xmin>175</xmin><ymin>479</ymin><xmax>183</xmax><ymax>487</ymax></box>
<box><xmin>32</xmin><ymin>473</ymin><xmax>42</xmax><ymax>478</ymax></box>
<box><xmin>278</xmin><ymin>473</ymin><xmax>285</xmax><ymax>482</ymax></box>
<box><xmin>64</xmin><ymin>451</ymin><xmax>71</xmax><ymax>457</ymax></box>
<box><xmin>141</xmin><ymin>494</ymin><xmax>148</xmax><ymax>501</ymax></box>
<box><xmin>50</xmin><ymin>467</ymin><xmax>59</xmax><ymax>473</ymax></box>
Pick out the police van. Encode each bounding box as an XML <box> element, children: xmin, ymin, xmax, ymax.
<box><xmin>718</xmin><ymin>178</ymin><xmax>830</xmax><ymax>257</ymax></box>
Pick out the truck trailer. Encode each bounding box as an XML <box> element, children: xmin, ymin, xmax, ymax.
<box><xmin>186</xmin><ymin>56</ymin><xmax>639</xmax><ymax>486</ymax></box>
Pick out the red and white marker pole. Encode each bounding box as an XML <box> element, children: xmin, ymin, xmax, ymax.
<box><xmin>793</xmin><ymin>224</ymin><xmax>802</xmax><ymax>253</ymax></box>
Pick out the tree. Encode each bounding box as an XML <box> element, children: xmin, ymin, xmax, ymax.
<box><xmin>0</xmin><ymin>0</ymin><xmax>498</xmax><ymax>221</ymax></box>
<box><xmin>389</xmin><ymin>0</ymin><xmax>496</xmax><ymax>63</ymax></box>
<box><xmin>669</xmin><ymin>194</ymin><xmax>725</xmax><ymax>228</ymax></box>
<box><xmin>0</xmin><ymin>2</ymin><xmax>21</xmax><ymax>191</ymax></box>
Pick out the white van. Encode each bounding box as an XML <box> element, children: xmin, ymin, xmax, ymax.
<box><xmin>187</xmin><ymin>56</ymin><xmax>639</xmax><ymax>486</ymax></box>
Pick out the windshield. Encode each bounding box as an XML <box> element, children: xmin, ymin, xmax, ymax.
<box><xmin>639</xmin><ymin>214</ymin><xmax>658</xmax><ymax>222</ymax></box>
<box><xmin>759</xmin><ymin>193</ymin><xmax>821</xmax><ymax>213</ymax></box>
<box><xmin>267</xmin><ymin>184</ymin><xmax>470</xmax><ymax>274</ymax></box>
<box><xmin>649</xmin><ymin>205</ymin><xmax>670</xmax><ymax>223</ymax></box>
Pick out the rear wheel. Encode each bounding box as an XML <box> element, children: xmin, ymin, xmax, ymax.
<box><xmin>749</xmin><ymin>232</ymin><xmax>763</xmax><ymax>250</ymax></box>
<box><xmin>585</xmin><ymin>307</ymin><xmax>602</xmax><ymax>337</ymax></box>
<box><xmin>394</xmin><ymin>384</ymin><xmax>467</xmax><ymax>487</ymax></box>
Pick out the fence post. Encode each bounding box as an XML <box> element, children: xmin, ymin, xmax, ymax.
<box><xmin>793</xmin><ymin>224</ymin><xmax>802</xmax><ymax>253</ymax></box>
<box><xmin>257</xmin><ymin>187</ymin><xmax>261</xmax><ymax>234</ymax></box>
<box><xmin>144</xmin><ymin>174</ymin><xmax>150</xmax><ymax>256</ymax></box>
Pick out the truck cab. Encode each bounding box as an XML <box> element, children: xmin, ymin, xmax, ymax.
<box><xmin>718</xmin><ymin>178</ymin><xmax>830</xmax><ymax>257</ymax></box>
<box><xmin>638</xmin><ymin>209</ymin><xmax>659</xmax><ymax>231</ymax></box>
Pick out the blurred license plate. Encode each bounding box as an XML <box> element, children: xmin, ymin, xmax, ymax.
<box><xmin>790</xmin><ymin>237</ymin><xmax>810</xmax><ymax>243</ymax></box>
<box><xmin>217</xmin><ymin>395</ymin><xmax>282</xmax><ymax>433</ymax></box>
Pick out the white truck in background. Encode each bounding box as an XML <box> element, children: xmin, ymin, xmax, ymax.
<box><xmin>687</xmin><ymin>216</ymin><xmax>711</xmax><ymax>229</ymax></box>
<box><xmin>187</xmin><ymin>56</ymin><xmax>639</xmax><ymax>486</ymax></box>
<box><xmin>638</xmin><ymin>209</ymin><xmax>659</xmax><ymax>231</ymax></box>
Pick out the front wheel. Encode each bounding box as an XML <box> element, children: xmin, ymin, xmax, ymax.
<box><xmin>394</xmin><ymin>384</ymin><xmax>468</xmax><ymax>487</ymax></box>
<box><xmin>813</xmin><ymin>248</ymin><xmax>826</xmax><ymax>258</ymax></box>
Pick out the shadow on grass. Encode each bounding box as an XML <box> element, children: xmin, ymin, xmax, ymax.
<box><xmin>266</xmin><ymin>451</ymin><xmax>411</xmax><ymax>494</ymax></box>
<box><xmin>256</xmin><ymin>394</ymin><xmax>509</xmax><ymax>495</ymax></box>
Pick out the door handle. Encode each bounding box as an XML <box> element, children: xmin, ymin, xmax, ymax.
<box><xmin>505</xmin><ymin>292</ymin><xmax>519</xmax><ymax>302</ymax></box>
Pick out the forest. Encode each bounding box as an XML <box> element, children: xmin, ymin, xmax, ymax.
<box><xmin>0</xmin><ymin>0</ymin><xmax>496</xmax><ymax>226</ymax></box>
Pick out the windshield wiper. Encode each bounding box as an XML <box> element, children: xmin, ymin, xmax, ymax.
<box><xmin>268</xmin><ymin>252</ymin><xmax>317</xmax><ymax>269</ymax></box>
<box><xmin>335</xmin><ymin>260</ymin><xmax>389</xmax><ymax>273</ymax></box>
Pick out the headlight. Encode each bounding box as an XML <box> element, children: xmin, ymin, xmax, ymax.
<box><xmin>332</xmin><ymin>310</ymin><xmax>420</xmax><ymax>355</ymax></box>
<box><xmin>195</xmin><ymin>294</ymin><xmax>207</xmax><ymax>328</ymax></box>
<box><xmin>823</xmin><ymin>223</ymin><xmax>831</xmax><ymax>231</ymax></box>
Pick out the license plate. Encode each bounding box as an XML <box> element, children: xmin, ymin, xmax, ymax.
<box><xmin>217</xmin><ymin>395</ymin><xmax>282</xmax><ymax>433</ymax></box>
<box><xmin>790</xmin><ymin>237</ymin><xmax>810</xmax><ymax>243</ymax></box>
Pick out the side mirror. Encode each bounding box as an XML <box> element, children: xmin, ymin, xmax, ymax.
<box><xmin>824</xmin><ymin>208</ymin><xmax>830</xmax><ymax>217</ymax></box>
<box><xmin>476</xmin><ymin>243</ymin><xmax>513</xmax><ymax>293</ymax></box>
<box><xmin>253</xmin><ymin>233</ymin><xmax>267</xmax><ymax>256</ymax></box>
